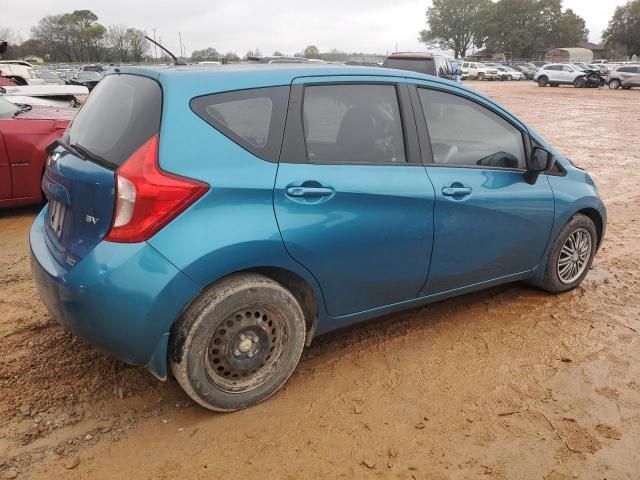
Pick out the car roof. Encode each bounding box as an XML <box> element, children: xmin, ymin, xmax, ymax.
<box><xmin>113</xmin><ymin>63</ymin><xmax>444</xmax><ymax>87</ymax></box>
<box><xmin>386</xmin><ymin>52</ymin><xmax>436</xmax><ymax>59</ymax></box>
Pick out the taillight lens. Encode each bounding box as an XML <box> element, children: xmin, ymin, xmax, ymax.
<box><xmin>105</xmin><ymin>134</ymin><xmax>208</xmax><ymax>243</ymax></box>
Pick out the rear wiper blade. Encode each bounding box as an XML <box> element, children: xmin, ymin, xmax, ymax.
<box><xmin>70</xmin><ymin>143</ymin><xmax>113</xmax><ymax>169</ymax></box>
<box><xmin>46</xmin><ymin>138</ymin><xmax>87</xmax><ymax>160</ymax></box>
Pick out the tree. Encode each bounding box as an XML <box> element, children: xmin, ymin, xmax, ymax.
<box><xmin>419</xmin><ymin>0</ymin><xmax>491</xmax><ymax>59</ymax></box>
<box><xmin>603</xmin><ymin>0</ymin><xmax>640</xmax><ymax>58</ymax></box>
<box><xmin>244</xmin><ymin>48</ymin><xmax>262</xmax><ymax>59</ymax></box>
<box><xmin>272</xmin><ymin>50</ymin><xmax>284</xmax><ymax>56</ymax></box>
<box><xmin>124</xmin><ymin>28</ymin><xmax>148</xmax><ymax>62</ymax></box>
<box><xmin>31</xmin><ymin>10</ymin><xmax>106</xmax><ymax>62</ymax></box>
<box><xmin>477</xmin><ymin>0</ymin><xmax>588</xmax><ymax>59</ymax></box>
<box><xmin>303</xmin><ymin>45</ymin><xmax>320</xmax><ymax>58</ymax></box>
<box><xmin>225</xmin><ymin>52</ymin><xmax>240</xmax><ymax>62</ymax></box>
<box><xmin>107</xmin><ymin>25</ymin><xmax>129</xmax><ymax>62</ymax></box>
<box><xmin>191</xmin><ymin>47</ymin><xmax>220</xmax><ymax>62</ymax></box>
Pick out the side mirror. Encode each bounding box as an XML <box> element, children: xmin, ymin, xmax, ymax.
<box><xmin>525</xmin><ymin>147</ymin><xmax>555</xmax><ymax>184</ymax></box>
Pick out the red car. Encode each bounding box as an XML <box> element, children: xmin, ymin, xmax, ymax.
<box><xmin>0</xmin><ymin>96</ymin><xmax>74</xmax><ymax>208</ymax></box>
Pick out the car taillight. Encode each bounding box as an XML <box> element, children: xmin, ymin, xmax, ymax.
<box><xmin>105</xmin><ymin>133</ymin><xmax>208</xmax><ymax>243</ymax></box>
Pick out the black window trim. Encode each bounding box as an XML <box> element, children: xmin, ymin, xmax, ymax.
<box><xmin>279</xmin><ymin>80</ymin><xmax>422</xmax><ymax>166</ymax></box>
<box><xmin>409</xmin><ymin>83</ymin><xmax>537</xmax><ymax>173</ymax></box>
<box><xmin>190</xmin><ymin>85</ymin><xmax>291</xmax><ymax>163</ymax></box>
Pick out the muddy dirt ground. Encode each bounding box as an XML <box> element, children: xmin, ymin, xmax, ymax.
<box><xmin>1</xmin><ymin>81</ymin><xmax>639</xmax><ymax>479</ymax></box>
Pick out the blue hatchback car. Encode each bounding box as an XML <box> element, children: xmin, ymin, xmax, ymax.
<box><xmin>30</xmin><ymin>65</ymin><xmax>606</xmax><ymax>411</ymax></box>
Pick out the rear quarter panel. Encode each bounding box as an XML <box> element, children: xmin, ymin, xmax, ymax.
<box><xmin>147</xmin><ymin>75</ymin><xmax>328</xmax><ymax>320</ymax></box>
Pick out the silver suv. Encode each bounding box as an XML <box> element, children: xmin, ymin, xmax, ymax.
<box><xmin>533</xmin><ymin>64</ymin><xmax>584</xmax><ymax>88</ymax></box>
<box><xmin>607</xmin><ymin>65</ymin><xmax>640</xmax><ymax>90</ymax></box>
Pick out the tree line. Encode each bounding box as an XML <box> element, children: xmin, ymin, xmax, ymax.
<box><xmin>2</xmin><ymin>2</ymin><xmax>638</xmax><ymax>64</ymax></box>
<box><xmin>421</xmin><ymin>0</ymin><xmax>640</xmax><ymax>60</ymax></box>
<box><xmin>1</xmin><ymin>10</ymin><xmax>149</xmax><ymax>63</ymax></box>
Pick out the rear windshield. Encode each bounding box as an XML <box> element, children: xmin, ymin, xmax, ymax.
<box><xmin>383</xmin><ymin>58</ymin><xmax>435</xmax><ymax>75</ymax></box>
<box><xmin>68</xmin><ymin>74</ymin><xmax>161</xmax><ymax>168</ymax></box>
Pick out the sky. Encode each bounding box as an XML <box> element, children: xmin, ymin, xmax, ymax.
<box><xmin>4</xmin><ymin>0</ymin><xmax>630</xmax><ymax>56</ymax></box>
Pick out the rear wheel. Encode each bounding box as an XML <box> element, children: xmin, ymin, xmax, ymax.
<box><xmin>574</xmin><ymin>76</ymin><xmax>586</xmax><ymax>88</ymax></box>
<box><xmin>478</xmin><ymin>72</ymin><xmax>485</xmax><ymax>81</ymax></box>
<box><xmin>537</xmin><ymin>76</ymin><xmax>548</xmax><ymax>87</ymax></box>
<box><xmin>170</xmin><ymin>273</ymin><xmax>306</xmax><ymax>411</ymax></box>
<box><xmin>539</xmin><ymin>214</ymin><xmax>597</xmax><ymax>294</ymax></box>
<box><xmin>608</xmin><ymin>79</ymin><xmax>621</xmax><ymax>89</ymax></box>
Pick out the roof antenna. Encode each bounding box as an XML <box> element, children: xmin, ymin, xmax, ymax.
<box><xmin>144</xmin><ymin>35</ymin><xmax>186</xmax><ymax>65</ymax></box>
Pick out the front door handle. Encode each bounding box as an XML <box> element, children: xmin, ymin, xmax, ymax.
<box><xmin>286</xmin><ymin>186</ymin><xmax>334</xmax><ymax>198</ymax></box>
<box><xmin>442</xmin><ymin>186</ymin><xmax>472</xmax><ymax>197</ymax></box>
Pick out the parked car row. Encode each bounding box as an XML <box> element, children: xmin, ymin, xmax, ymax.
<box><xmin>33</xmin><ymin>67</ymin><xmax>104</xmax><ymax>91</ymax></box>
<box><xmin>534</xmin><ymin>63</ymin><xmax>640</xmax><ymax>89</ymax></box>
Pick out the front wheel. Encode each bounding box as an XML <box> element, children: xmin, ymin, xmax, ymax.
<box><xmin>508</xmin><ymin>75</ymin><xmax>513</xmax><ymax>81</ymax></box>
<box><xmin>170</xmin><ymin>273</ymin><xmax>306</xmax><ymax>411</ymax></box>
<box><xmin>574</xmin><ymin>76</ymin><xmax>586</xmax><ymax>88</ymax></box>
<box><xmin>478</xmin><ymin>72</ymin><xmax>485</xmax><ymax>81</ymax></box>
<box><xmin>539</xmin><ymin>214</ymin><xmax>597</xmax><ymax>293</ymax></box>
<box><xmin>608</xmin><ymin>79</ymin><xmax>621</xmax><ymax>89</ymax></box>
<box><xmin>537</xmin><ymin>76</ymin><xmax>548</xmax><ymax>87</ymax></box>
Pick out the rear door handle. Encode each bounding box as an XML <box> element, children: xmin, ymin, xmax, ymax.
<box><xmin>286</xmin><ymin>186</ymin><xmax>334</xmax><ymax>198</ymax></box>
<box><xmin>442</xmin><ymin>186</ymin><xmax>472</xmax><ymax>197</ymax></box>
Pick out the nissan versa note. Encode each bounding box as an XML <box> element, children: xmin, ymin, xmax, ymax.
<box><xmin>30</xmin><ymin>65</ymin><xmax>606</xmax><ymax>411</ymax></box>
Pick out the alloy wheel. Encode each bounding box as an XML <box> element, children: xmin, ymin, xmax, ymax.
<box><xmin>557</xmin><ymin>228</ymin><xmax>592</xmax><ymax>284</ymax></box>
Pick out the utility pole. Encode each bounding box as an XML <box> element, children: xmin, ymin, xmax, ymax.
<box><xmin>179</xmin><ymin>32</ymin><xmax>183</xmax><ymax>58</ymax></box>
<box><xmin>153</xmin><ymin>28</ymin><xmax>158</xmax><ymax>62</ymax></box>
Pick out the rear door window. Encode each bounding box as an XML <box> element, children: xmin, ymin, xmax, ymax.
<box><xmin>302</xmin><ymin>84</ymin><xmax>406</xmax><ymax>164</ymax></box>
<box><xmin>68</xmin><ymin>74</ymin><xmax>162</xmax><ymax>168</ymax></box>
<box><xmin>191</xmin><ymin>86</ymin><xmax>289</xmax><ymax>162</ymax></box>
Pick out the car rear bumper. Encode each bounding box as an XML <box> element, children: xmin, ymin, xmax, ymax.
<box><xmin>29</xmin><ymin>208</ymin><xmax>200</xmax><ymax>379</ymax></box>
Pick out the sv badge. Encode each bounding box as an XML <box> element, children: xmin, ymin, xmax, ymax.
<box><xmin>85</xmin><ymin>215</ymin><xmax>100</xmax><ymax>225</ymax></box>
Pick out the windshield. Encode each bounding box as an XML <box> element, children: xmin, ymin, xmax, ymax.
<box><xmin>0</xmin><ymin>97</ymin><xmax>20</xmax><ymax>119</ymax></box>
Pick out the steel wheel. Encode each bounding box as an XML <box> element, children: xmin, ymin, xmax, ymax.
<box><xmin>205</xmin><ymin>306</ymin><xmax>289</xmax><ymax>393</ymax></box>
<box><xmin>609</xmin><ymin>79</ymin><xmax>620</xmax><ymax>89</ymax></box>
<box><xmin>557</xmin><ymin>228</ymin><xmax>592</xmax><ymax>284</ymax></box>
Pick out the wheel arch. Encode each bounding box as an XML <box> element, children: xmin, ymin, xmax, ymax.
<box><xmin>576</xmin><ymin>207</ymin><xmax>604</xmax><ymax>249</ymax></box>
<box><xmin>170</xmin><ymin>263</ymin><xmax>325</xmax><ymax>354</ymax></box>
<box><xmin>245</xmin><ymin>266</ymin><xmax>319</xmax><ymax>346</ymax></box>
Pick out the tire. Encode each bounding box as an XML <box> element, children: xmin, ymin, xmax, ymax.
<box><xmin>508</xmin><ymin>75</ymin><xmax>513</xmax><ymax>81</ymax></box>
<box><xmin>608</xmin><ymin>79</ymin><xmax>621</xmax><ymax>89</ymax></box>
<box><xmin>539</xmin><ymin>214</ymin><xmax>597</xmax><ymax>294</ymax></box>
<box><xmin>574</xmin><ymin>76</ymin><xmax>586</xmax><ymax>88</ymax></box>
<box><xmin>170</xmin><ymin>273</ymin><xmax>306</xmax><ymax>411</ymax></box>
<box><xmin>478</xmin><ymin>72</ymin><xmax>485</xmax><ymax>81</ymax></box>
<box><xmin>537</xmin><ymin>76</ymin><xmax>548</xmax><ymax>87</ymax></box>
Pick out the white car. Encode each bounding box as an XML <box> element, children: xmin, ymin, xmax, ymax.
<box><xmin>0</xmin><ymin>60</ymin><xmax>45</xmax><ymax>85</ymax></box>
<box><xmin>461</xmin><ymin>62</ymin><xmax>498</xmax><ymax>80</ymax></box>
<box><xmin>496</xmin><ymin>66</ymin><xmax>524</xmax><ymax>80</ymax></box>
<box><xmin>533</xmin><ymin>63</ymin><xmax>585</xmax><ymax>87</ymax></box>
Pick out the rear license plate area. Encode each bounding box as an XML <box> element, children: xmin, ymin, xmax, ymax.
<box><xmin>48</xmin><ymin>201</ymin><xmax>67</xmax><ymax>238</ymax></box>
